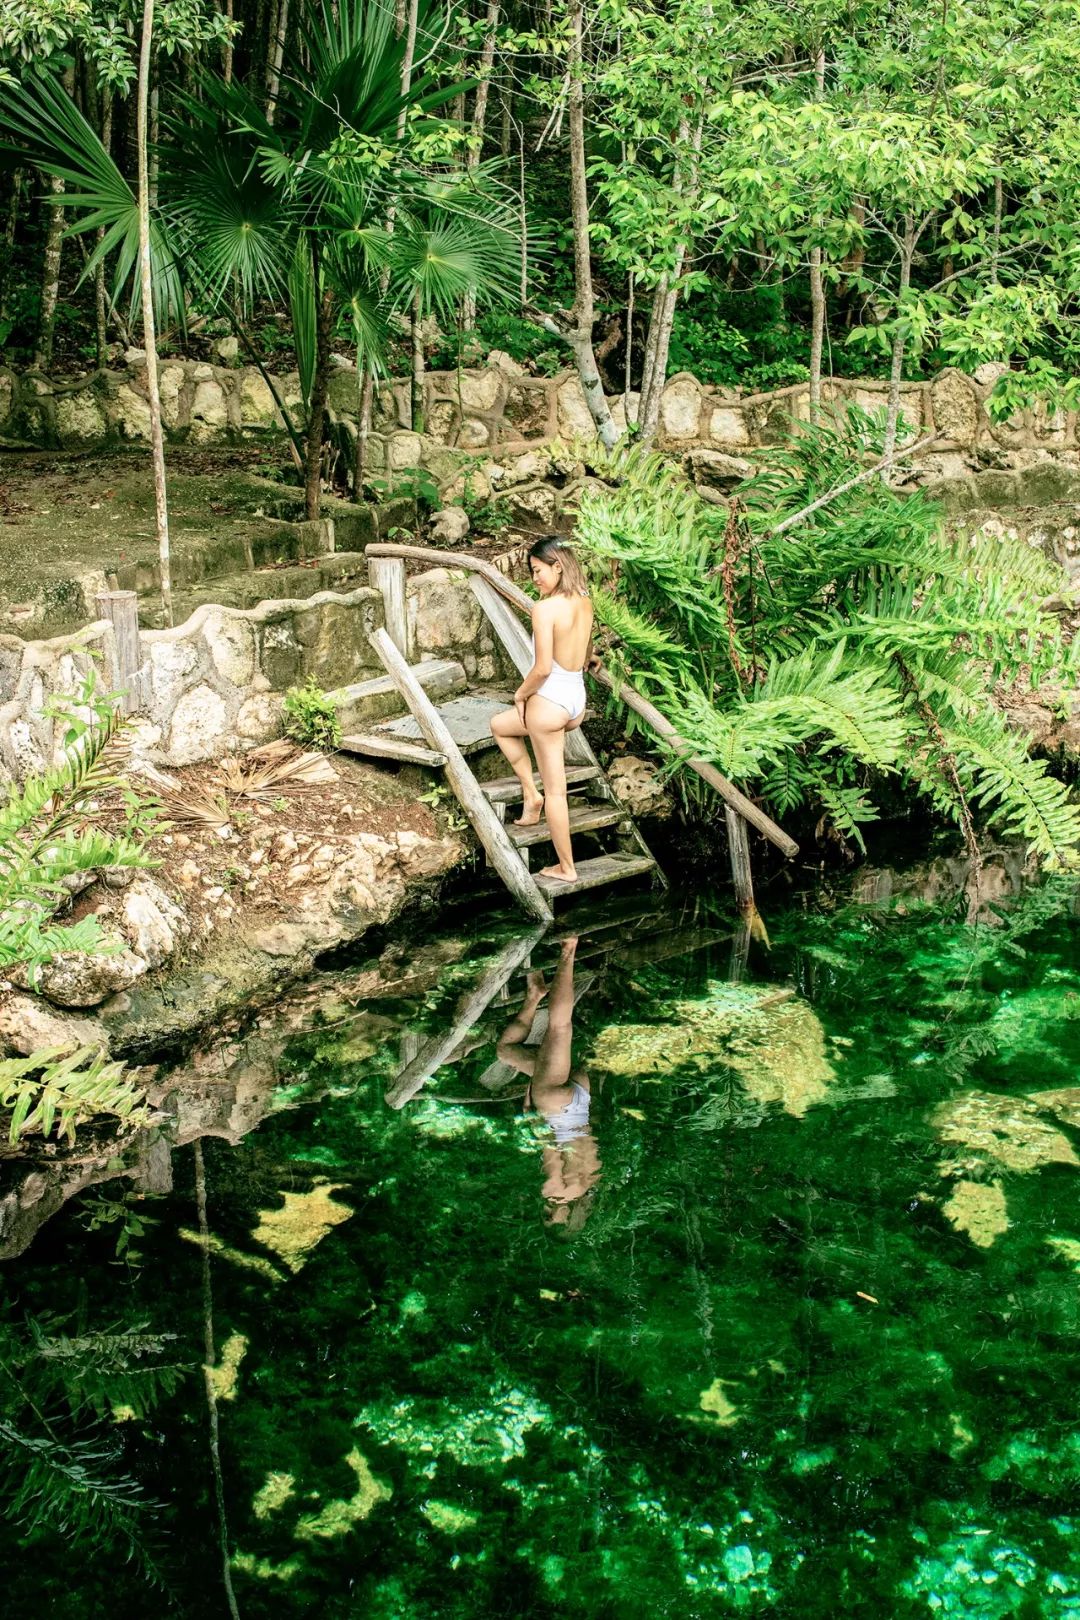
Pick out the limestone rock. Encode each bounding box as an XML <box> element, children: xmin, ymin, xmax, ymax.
<box><xmin>608</xmin><ymin>755</ymin><xmax>672</xmax><ymax>819</ymax></box>
<box><xmin>505</xmin><ymin>382</ymin><xmax>552</xmax><ymax>438</ymax></box>
<box><xmin>556</xmin><ymin>377</ymin><xmax>597</xmax><ymax>441</ymax></box>
<box><xmin>158</xmin><ymin>364</ymin><xmax>186</xmax><ymax>430</ymax></box>
<box><xmin>192</xmin><ymin>379</ymin><xmax>229</xmax><ymax>429</ymax></box>
<box><xmin>708</xmin><ymin>405</ymin><xmax>751</xmax><ymax>446</ymax></box>
<box><xmin>167</xmin><ymin>683</ymin><xmax>230</xmax><ymax>765</ymax></box>
<box><xmin>115</xmin><ymin>384</ymin><xmax>152</xmax><ymax>441</ymax></box>
<box><xmin>236</xmin><ymin>692</ymin><xmax>283</xmax><ymax>742</ymax></box>
<box><xmin>215</xmin><ymin>336</ymin><xmax>240</xmax><ymax>365</ymax></box>
<box><xmin>660</xmin><ymin>377</ymin><xmax>702</xmax><ymax>439</ymax></box>
<box><xmin>149</xmin><ymin>638</ymin><xmax>200</xmax><ymax>707</ymax></box>
<box><xmin>35</xmin><ymin>938</ymin><xmax>150</xmax><ymax>1009</ymax></box>
<box><xmin>389</xmin><ymin>432</ymin><xmax>423</xmax><ymax>469</ymax></box>
<box><xmin>429</xmin><ymin>506</ymin><xmax>471</xmax><ymax>544</ymax></box>
<box><xmin>120</xmin><ymin>876</ymin><xmax>190</xmax><ymax>969</ymax></box>
<box><xmin>458</xmin><ymin>371</ymin><xmax>502</xmax><ymax>411</ymax></box>
<box><xmin>509</xmin><ymin>484</ymin><xmax>557</xmax><ymax>524</ymax></box>
<box><xmin>0</xmin><ymin>991</ymin><xmax>109</xmax><ymax>1057</ymax></box>
<box><xmin>974</xmin><ymin>361</ymin><xmax>1010</xmax><ymax>389</ymax></box>
<box><xmin>930</xmin><ymin>370</ymin><xmax>979</xmax><ymax>444</ymax></box>
<box><xmin>459</xmin><ymin>416</ymin><xmax>490</xmax><ymax>448</ymax></box>
<box><xmin>687</xmin><ymin>447</ymin><xmax>753</xmax><ymax>491</ymax></box>
<box><xmin>486</xmin><ymin>350</ymin><xmax>525</xmax><ymax>377</ymax></box>
<box><xmin>202</xmin><ymin>612</ymin><xmax>256</xmax><ymax>687</ymax></box>
<box><xmin>410</xmin><ymin>569</ymin><xmax>483</xmax><ymax>652</ymax></box>
<box><xmin>55</xmin><ymin>391</ymin><xmax>108</xmax><ymax>444</ymax></box>
<box><xmin>240</xmin><ymin>373</ymin><xmax>279</xmax><ymax>427</ymax></box>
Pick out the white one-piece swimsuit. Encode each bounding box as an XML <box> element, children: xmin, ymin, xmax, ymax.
<box><xmin>531</xmin><ymin>638</ymin><xmax>587</xmax><ymax>721</ymax></box>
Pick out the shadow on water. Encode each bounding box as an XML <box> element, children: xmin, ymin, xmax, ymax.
<box><xmin>3</xmin><ymin>849</ymin><xmax>1080</xmax><ymax>1617</ymax></box>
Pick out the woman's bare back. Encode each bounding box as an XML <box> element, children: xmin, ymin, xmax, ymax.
<box><xmin>536</xmin><ymin>593</ymin><xmax>593</xmax><ymax>670</ymax></box>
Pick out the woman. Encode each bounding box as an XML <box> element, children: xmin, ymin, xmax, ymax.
<box><xmin>495</xmin><ymin>936</ymin><xmax>600</xmax><ymax>1229</ymax></box>
<box><xmin>490</xmin><ymin>536</ymin><xmax>594</xmax><ymax>884</ymax></box>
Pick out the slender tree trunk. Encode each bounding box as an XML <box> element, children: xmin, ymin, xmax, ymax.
<box><xmin>990</xmin><ymin>172</ymin><xmax>1003</xmax><ymax>286</ymax></box>
<box><xmin>807</xmin><ymin>47</ymin><xmax>827</xmax><ymax>422</ymax></box>
<box><xmin>0</xmin><ymin>168</ymin><xmax>23</xmax><ymax>324</ymax></box>
<box><xmin>500</xmin><ymin>81</ymin><xmax>512</xmax><ymax>158</ymax></box>
<box><xmin>462</xmin><ymin>0</ymin><xmax>501</xmax><ymax>330</ymax></box>
<box><xmin>34</xmin><ymin>171</ymin><xmax>67</xmax><ymax>371</ymax></box>
<box><xmin>149</xmin><ymin>77</ymin><xmax>159</xmax><ymax>212</ymax></box>
<box><xmin>411</xmin><ymin>288</ymin><xmax>425</xmax><ymax>432</ymax></box>
<box><xmin>562</xmin><ymin>0</ymin><xmax>618</xmax><ymax>448</ymax></box>
<box><xmin>94</xmin><ymin>89</ymin><xmax>113</xmax><ymax>367</ymax></box>
<box><xmin>882</xmin><ymin>213</ymin><xmax>916</xmax><ymax>479</ymax></box>
<box><xmin>266</xmin><ymin>0</ymin><xmax>288</xmax><ymax>123</ymax></box>
<box><xmin>304</xmin><ymin>248</ymin><xmax>333</xmax><ymax>521</ymax></box>
<box><xmin>222</xmin><ymin>0</ymin><xmax>234</xmax><ymax>84</ymax></box>
<box><xmin>636</xmin><ymin>114</ymin><xmax>702</xmax><ymax>446</ymax></box>
<box><xmin>354</xmin><ymin>358</ymin><xmax>371</xmax><ymax>500</ymax></box>
<box><xmin>137</xmin><ymin>0</ymin><xmax>172</xmax><ymax>626</ymax></box>
<box><xmin>624</xmin><ymin>271</ymin><xmax>635</xmax><ymax>423</ymax></box>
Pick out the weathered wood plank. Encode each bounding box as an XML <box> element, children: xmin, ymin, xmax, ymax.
<box><xmin>369</xmin><ymin>627</ymin><xmax>552</xmax><ymax>923</ymax></box>
<box><xmin>329</xmin><ymin>659</ymin><xmax>465</xmax><ymax>706</ymax></box>
<box><xmin>482</xmin><ymin>765</ymin><xmax>601</xmax><ymax>803</ymax></box>
<box><xmin>533</xmin><ymin>852</ymin><xmax>655</xmax><ymax>897</ymax></box>
<box><xmin>339</xmin><ymin>733</ymin><xmax>447</xmax><ymax>766</ymax></box>
<box><xmin>509</xmin><ymin>803</ymin><xmax>623</xmax><ymax>848</ymax></box>
<box><xmin>386</xmin><ymin>928</ymin><xmax>546</xmax><ymax>1108</ymax></box>
<box><xmin>95</xmin><ymin>589</ymin><xmax>142</xmax><ymax>714</ymax></box>
<box><xmin>368</xmin><ymin>554</ymin><xmax>409</xmax><ymax>657</ymax></box>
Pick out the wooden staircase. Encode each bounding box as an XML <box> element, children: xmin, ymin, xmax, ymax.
<box><xmin>340</xmin><ymin>560</ymin><xmax>664</xmax><ymax>922</ymax></box>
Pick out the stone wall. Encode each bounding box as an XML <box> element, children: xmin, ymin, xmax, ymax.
<box><xmin>4</xmin><ymin>353</ymin><xmax>1076</xmax><ymax>494</ymax></box>
<box><xmin>0</xmin><ymin>568</ymin><xmax>511</xmax><ymax>780</ymax></box>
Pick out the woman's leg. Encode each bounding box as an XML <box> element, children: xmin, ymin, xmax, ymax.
<box><xmin>527</xmin><ymin>696</ymin><xmax>575</xmax><ymax>879</ymax></box>
<box><xmin>490</xmin><ymin>706</ymin><xmax>543</xmax><ymax>822</ymax></box>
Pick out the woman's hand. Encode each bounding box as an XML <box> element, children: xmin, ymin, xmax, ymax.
<box><xmin>514</xmin><ymin>686</ymin><xmax>528</xmax><ymax>726</ymax></box>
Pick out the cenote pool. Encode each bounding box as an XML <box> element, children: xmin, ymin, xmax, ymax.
<box><xmin>2</xmin><ymin>854</ymin><xmax>1080</xmax><ymax>1618</ymax></box>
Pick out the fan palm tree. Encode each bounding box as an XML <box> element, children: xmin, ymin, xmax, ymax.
<box><xmin>0</xmin><ymin>0</ymin><xmax>522</xmax><ymax>518</ymax></box>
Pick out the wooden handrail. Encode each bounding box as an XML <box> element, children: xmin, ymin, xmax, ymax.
<box><xmin>367</xmin><ymin>542</ymin><xmax>799</xmax><ymax>859</ymax></box>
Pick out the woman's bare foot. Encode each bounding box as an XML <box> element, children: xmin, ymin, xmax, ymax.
<box><xmin>539</xmin><ymin>862</ymin><xmax>577</xmax><ymax>882</ymax></box>
<box><xmin>514</xmin><ymin>794</ymin><xmax>544</xmax><ymax>827</ymax></box>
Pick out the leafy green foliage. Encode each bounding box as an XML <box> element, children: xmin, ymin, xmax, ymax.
<box><xmin>576</xmin><ymin>411</ymin><xmax>1080</xmax><ymax>857</ymax></box>
<box><xmin>282</xmin><ymin>678</ymin><xmax>344</xmax><ymax>751</ymax></box>
<box><xmin>458</xmin><ymin>474</ymin><xmax>511</xmax><ymax>536</ymax></box>
<box><xmin>0</xmin><ymin>1045</ymin><xmax>151</xmax><ymax>1147</ymax></box>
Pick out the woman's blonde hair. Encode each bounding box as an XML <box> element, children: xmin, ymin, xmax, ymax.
<box><xmin>528</xmin><ymin>535</ymin><xmax>589</xmax><ymax>597</ymax></box>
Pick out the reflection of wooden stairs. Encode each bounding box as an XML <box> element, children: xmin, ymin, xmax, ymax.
<box><xmin>340</xmin><ymin>560</ymin><xmax>664</xmax><ymax>923</ymax></box>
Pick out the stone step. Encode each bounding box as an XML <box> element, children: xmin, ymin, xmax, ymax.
<box><xmin>169</xmin><ymin>552</ymin><xmax>370</xmax><ymax>621</ymax></box>
<box><xmin>329</xmin><ymin>659</ymin><xmax>467</xmax><ymax>731</ymax></box>
<box><xmin>508</xmin><ymin>803</ymin><xmax>624</xmax><ymax>848</ymax></box>
<box><xmin>533</xmin><ymin>852</ymin><xmax>657</xmax><ymax>898</ymax></box>
<box><xmin>481</xmin><ymin>765</ymin><xmax>602</xmax><ymax>802</ymax></box>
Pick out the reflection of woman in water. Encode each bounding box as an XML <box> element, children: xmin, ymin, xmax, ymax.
<box><xmin>496</xmin><ymin>937</ymin><xmax>601</xmax><ymax>1229</ymax></box>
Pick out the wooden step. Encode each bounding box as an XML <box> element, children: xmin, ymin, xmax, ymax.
<box><xmin>375</xmin><ymin>694</ymin><xmax>509</xmax><ymax>757</ymax></box>
<box><xmin>533</xmin><ymin>852</ymin><xmax>657</xmax><ymax>897</ymax></box>
<box><xmin>481</xmin><ymin>765</ymin><xmax>601</xmax><ymax>803</ymax></box>
<box><xmin>340</xmin><ymin>733</ymin><xmax>447</xmax><ymax>766</ymax></box>
<box><xmin>508</xmin><ymin>803</ymin><xmax>624</xmax><ymax>849</ymax></box>
<box><xmin>330</xmin><ymin>659</ymin><xmax>466</xmax><ymax>729</ymax></box>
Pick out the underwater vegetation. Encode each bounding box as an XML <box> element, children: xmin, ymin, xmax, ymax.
<box><xmin>1</xmin><ymin>872</ymin><xmax>1080</xmax><ymax>1617</ymax></box>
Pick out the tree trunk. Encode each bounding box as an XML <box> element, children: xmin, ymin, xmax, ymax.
<box><xmin>304</xmin><ymin>250</ymin><xmax>333</xmax><ymax>521</ymax></box>
<box><xmin>354</xmin><ymin>359</ymin><xmax>372</xmax><ymax>500</ymax></box>
<box><xmin>882</xmin><ymin>214</ymin><xmax>916</xmax><ymax>479</ymax></box>
<box><xmin>990</xmin><ymin>173</ymin><xmax>1003</xmax><ymax>285</ymax></box>
<box><xmin>462</xmin><ymin>0</ymin><xmax>501</xmax><ymax>329</ymax></box>
<box><xmin>34</xmin><ymin>171</ymin><xmax>66</xmax><ymax>371</ymax></box>
<box><xmin>266</xmin><ymin>0</ymin><xmax>288</xmax><ymax>123</ymax></box>
<box><xmin>222</xmin><ymin>0</ymin><xmax>234</xmax><ymax>84</ymax></box>
<box><xmin>807</xmin><ymin>46</ymin><xmax>827</xmax><ymax>422</ymax></box>
<box><xmin>0</xmin><ymin>168</ymin><xmax>22</xmax><ymax>324</ymax></box>
<box><xmin>411</xmin><ymin>287</ymin><xmax>425</xmax><ymax>432</ymax></box>
<box><xmin>624</xmin><ymin>270</ymin><xmax>635</xmax><ymax>423</ymax></box>
<box><xmin>635</xmin><ymin>113</ymin><xmax>702</xmax><ymax>447</ymax></box>
<box><xmin>137</xmin><ymin>0</ymin><xmax>173</xmax><ymax>626</ymax></box>
<box><xmin>563</xmin><ymin>0</ymin><xmax>619</xmax><ymax>448</ymax></box>
<box><xmin>398</xmin><ymin>0</ymin><xmax>419</xmax><ymax>133</ymax></box>
<box><xmin>808</xmin><ymin>246</ymin><xmax>825</xmax><ymax>420</ymax></box>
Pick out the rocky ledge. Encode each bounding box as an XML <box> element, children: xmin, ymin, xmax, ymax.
<box><xmin>0</xmin><ymin>752</ymin><xmax>465</xmax><ymax>1063</ymax></box>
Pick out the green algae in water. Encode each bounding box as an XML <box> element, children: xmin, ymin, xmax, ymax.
<box><xmin>3</xmin><ymin>875</ymin><xmax>1080</xmax><ymax>1617</ymax></box>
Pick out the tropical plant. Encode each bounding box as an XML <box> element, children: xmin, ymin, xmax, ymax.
<box><xmin>574</xmin><ymin>410</ymin><xmax>1080</xmax><ymax>859</ymax></box>
<box><xmin>282</xmin><ymin>678</ymin><xmax>344</xmax><ymax>751</ymax></box>
<box><xmin>0</xmin><ymin>668</ymin><xmax>159</xmax><ymax>1146</ymax></box>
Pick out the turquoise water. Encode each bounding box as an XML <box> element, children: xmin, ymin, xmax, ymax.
<box><xmin>2</xmin><ymin>859</ymin><xmax>1080</xmax><ymax>1617</ymax></box>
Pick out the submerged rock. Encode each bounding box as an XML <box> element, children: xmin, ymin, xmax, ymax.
<box><xmin>942</xmin><ymin>1179</ymin><xmax>1009</xmax><ymax>1247</ymax></box>
<box><xmin>934</xmin><ymin>1090</ymin><xmax>1079</xmax><ymax>1174</ymax></box>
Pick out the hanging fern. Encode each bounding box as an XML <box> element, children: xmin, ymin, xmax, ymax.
<box><xmin>575</xmin><ymin>415</ymin><xmax>1080</xmax><ymax>858</ymax></box>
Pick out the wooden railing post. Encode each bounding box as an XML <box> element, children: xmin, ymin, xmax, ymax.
<box><xmin>94</xmin><ymin>588</ymin><xmax>142</xmax><ymax>714</ymax></box>
<box><xmin>368</xmin><ymin>554</ymin><xmax>409</xmax><ymax>658</ymax></box>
